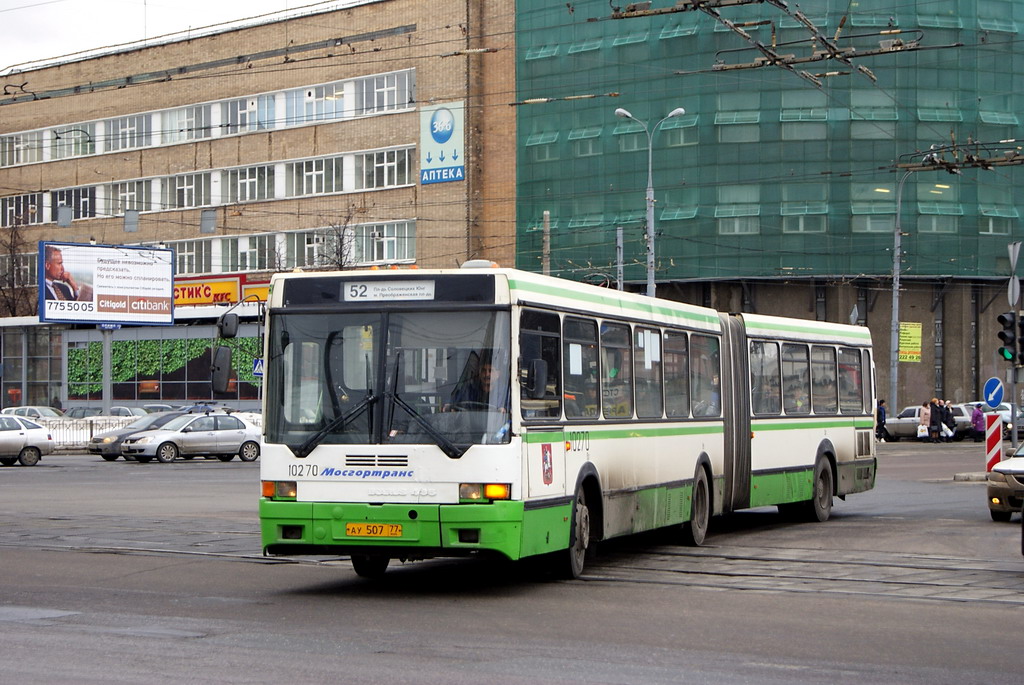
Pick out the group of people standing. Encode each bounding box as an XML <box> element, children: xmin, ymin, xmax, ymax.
<box><xmin>875</xmin><ymin>398</ymin><xmax>988</xmax><ymax>443</ymax></box>
<box><xmin>917</xmin><ymin>398</ymin><xmax>961</xmax><ymax>443</ymax></box>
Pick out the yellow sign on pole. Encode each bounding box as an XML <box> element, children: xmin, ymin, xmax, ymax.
<box><xmin>898</xmin><ymin>322</ymin><xmax>922</xmax><ymax>362</ymax></box>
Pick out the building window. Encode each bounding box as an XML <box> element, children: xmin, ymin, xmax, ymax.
<box><xmin>51</xmin><ymin>125</ymin><xmax>96</xmax><ymax>159</ymax></box>
<box><xmin>355</xmin><ymin>70</ymin><xmax>414</xmax><ymax>115</ymax></box>
<box><xmin>918</xmin><ymin>215</ymin><xmax>958</xmax><ymax>233</ymax></box>
<box><xmin>0</xmin><ymin>194</ymin><xmax>42</xmax><ymax>227</ymax></box>
<box><xmin>222</xmin><ymin>234</ymin><xmax>274</xmax><ymax>272</ymax></box>
<box><xmin>851</xmin><ymin>215</ymin><xmax>895</xmax><ymax>233</ymax></box>
<box><xmin>222</xmin><ymin>95</ymin><xmax>275</xmax><ymax>134</ymax></box>
<box><xmin>782</xmin><ymin>215</ymin><xmax>827</xmax><ymax>233</ymax></box>
<box><xmin>285</xmin><ymin>157</ymin><xmax>344</xmax><ymax>196</ymax></box>
<box><xmin>225</xmin><ymin>165</ymin><xmax>275</xmax><ymax>203</ymax></box>
<box><xmin>352</xmin><ymin>221</ymin><xmax>415</xmax><ymax>264</ymax></box>
<box><xmin>285</xmin><ymin>82</ymin><xmax>345</xmax><ymax>125</ymax></box>
<box><xmin>980</xmin><ymin>216</ymin><xmax>1013</xmax><ymax>235</ymax></box>
<box><xmin>0</xmin><ymin>131</ymin><xmax>44</xmax><ymax>167</ymax></box>
<box><xmin>106</xmin><ymin>114</ymin><xmax>152</xmax><ymax>151</ymax></box>
<box><xmin>163</xmin><ymin>105</ymin><xmax>212</xmax><ymax>143</ymax></box>
<box><xmin>285</xmin><ymin>229</ymin><xmax>341</xmax><ymax>269</ymax></box>
<box><xmin>51</xmin><ymin>187</ymin><xmax>97</xmax><ymax>221</ymax></box>
<box><xmin>716</xmin><ymin>112</ymin><xmax>761</xmax><ymax>143</ymax></box>
<box><xmin>662</xmin><ymin>114</ymin><xmax>698</xmax><ymax>147</ymax></box>
<box><xmin>174</xmin><ymin>239</ymin><xmax>213</xmax><ymax>274</ymax></box>
<box><xmin>106</xmin><ymin>181</ymin><xmax>152</xmax><ymax>215</ymax></box>
<box><xmin>355</xmin><ymin>149</ymin><xmax>411</xmax><ymax>190</ymax></box>
<box><xmin>162</xmin><ymin>173</ymin><xmax>212</xmax><ymax>209</ymax></box>
<box><xmin>568</xmin><ymin>127</ymin><xmax>602</xmax><ymax>157</ymax></box>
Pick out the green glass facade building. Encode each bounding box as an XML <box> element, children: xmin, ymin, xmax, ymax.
<box><xmin>514</xmin><ymin>0</ymin><xmax>1024</xmax><ymax>404</ymax></box>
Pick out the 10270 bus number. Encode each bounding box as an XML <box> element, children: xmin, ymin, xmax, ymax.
<box><xmin>288</xmin><ymin>463</ymin><xmax>319</xmax><ymax>477</ymax></box>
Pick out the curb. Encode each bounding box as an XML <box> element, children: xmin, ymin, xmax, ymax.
<box><xmin>953</xmin><ymin>472</ymin><xmax>988</xmax><ymax>482</ymax></box>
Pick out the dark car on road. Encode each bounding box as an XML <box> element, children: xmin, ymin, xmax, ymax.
<box><xmin>88</xmin><ymin>411</ymin><xmax>186</xmax><ymax>461</ymax></box>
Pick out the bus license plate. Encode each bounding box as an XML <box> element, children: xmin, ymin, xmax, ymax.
<box><xmin>345</xmin><ymin>523</ymin><xmax>402</xmax><ymax>538</ymax></box>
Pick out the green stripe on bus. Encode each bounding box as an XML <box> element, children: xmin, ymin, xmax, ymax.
<box><xmin>508</xmin><ymin>278</ymin><xmax>720</xmax><ymax>327</ymax></box>
<box><xmin>751</xmin><ymin>418</ymin><xmax>874</xmax><ymax>430</ymax></box>
<box><xmin>745</xmin><ymin>319</ymin><xmax>872</xmax><ymax>342</ymax></box>
<box><xmin>749</xmin><ymin>468</ymin><xmax>814</xmax><ymax>508</ymax></box>
<box><xmin>523</xmin><ymin>424</ymin><xmax>724</xmax><ymax>443</ymax></box>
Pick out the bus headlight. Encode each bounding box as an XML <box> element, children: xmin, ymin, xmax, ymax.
<box><xmin>459</xmin><ymin>483</ymin><xmax>511</xmax><ymax>501</ymax></box>
<box><xmin>262</xmin><ymin>481</ymin><xmax>297</xmax><ymax>499</ymax></box>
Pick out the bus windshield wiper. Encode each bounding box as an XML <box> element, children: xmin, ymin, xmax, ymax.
<box><xmin>386</xmin><ymin>390</ymin><xmax>466</xmax><ymax>459</ymax></box>
<box><xmin>290</xmin><ymin>392</ymin><xmax>376</xmax><ymax>458</ymax></box>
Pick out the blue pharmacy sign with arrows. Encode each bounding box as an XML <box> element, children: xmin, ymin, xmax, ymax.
<box><xmin>420</xmin><ymin>101</ymin><xmax>465</xmax><ymax>184</ymax></box>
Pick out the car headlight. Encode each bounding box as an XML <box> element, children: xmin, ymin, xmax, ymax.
<box><xmin>988</xmin><ymin>471</ymin><xmax>1007</xmax><ymax>483</ymax></box>
<box><xmin>135</xmin><ymin>436</ymin><xmax>154</xmax><ymax>445</ymax></box>
<box><xmin>102</xmin><ymin>436</ymin><xmax>114</xmax><ymax>444</ymax></box>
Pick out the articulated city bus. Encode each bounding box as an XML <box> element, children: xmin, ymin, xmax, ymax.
<box><xmin>252</xmin><ymin>265</ymin><xmax>876</xmax><ymax>578</ymax></box>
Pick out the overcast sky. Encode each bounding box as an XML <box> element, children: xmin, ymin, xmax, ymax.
<box><xmin>0</xmin><ymin>0</ymin><xmax>357</xmax><ymax>73</ymax></box>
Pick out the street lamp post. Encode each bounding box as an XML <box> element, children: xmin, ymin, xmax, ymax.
<box><xmin>614</xmin><ymin>106</ymin><xmax>686</xmax><ymax>298</ymax></box>
<box><xmin>889</xmin><ymin>168</ymin><xmax>912</xmax><ymax>411</ymax></box>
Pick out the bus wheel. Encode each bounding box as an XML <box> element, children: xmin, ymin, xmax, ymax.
<box><xmin>808</xmin><ymin>457</ymin><xmax>834</xmax><ymax>522</ymax></box>
<box><xmin>681</xmin><ymin>467</ymin><xmax>710</xmax><ymax>546</ymax></box>
<box><xmin>558</xmin><ymin>486</ymin><xmax>591</xmax><ymax>579</ymax></box>
<box><xmin>351</xmin><ymin>554</ymin><xmax>389</xmax><ymax>579</ymax></box>
<box><xmin>18</xmin><ymin>447</ymin><xmax>41</xmax><ymax>467</ymax></box>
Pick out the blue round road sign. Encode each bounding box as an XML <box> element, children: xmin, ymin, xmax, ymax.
<box><xmin>984</xmin><ymin>376</ymin><xmax>1004</xmax><ymax>408</ymax></box>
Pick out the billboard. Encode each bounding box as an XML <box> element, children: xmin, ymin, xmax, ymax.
<box><xmin>39</xmin><ymin>242</ymin><xmax>175</xmax><ymax>325</ymax></box>
<box><xmin>419</xmin><ymin>101</ymin><xmax>465</xmax><ymax>184</ymax></box>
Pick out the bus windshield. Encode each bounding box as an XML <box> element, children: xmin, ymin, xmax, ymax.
<box><xmin>265</xmin><ymin>309</ymin><xmax>512</xmax><ymax>455</ymax></box>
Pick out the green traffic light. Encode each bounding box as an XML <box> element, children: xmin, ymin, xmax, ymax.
<box><xmin>999</xmin><ymin>346</ymin><xmax>1015</xmax><ymax>361</ymax></box>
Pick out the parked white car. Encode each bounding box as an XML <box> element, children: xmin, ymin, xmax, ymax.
<box><xmin>120</xmin><ymin>412</ymin><xmax>260</xmax><ymax>463</ymax></box>
<box><xmin>1</xmin><ymin>406</ymin><xmax>65</xmax><ymax>419</ymax></box>
<box><xmin>0</xmin><ymin>415</ymin><xmax>55</xmax><ymax>466</ymax></box>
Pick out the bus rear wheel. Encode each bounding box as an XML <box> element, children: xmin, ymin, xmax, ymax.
<box><xmin>807</xmin><ymin>456</ymin><xmax>833</xmax><ymax>522</ymax></box>
<box><xmin>351</xmin><ymin>554</ymin><xmax>389</xmax><ymax>579</ymax></box>
<box><xmin>681</xmin><ymin>467</ymin><xmax>709</xmax><ymax>546</ymax></box>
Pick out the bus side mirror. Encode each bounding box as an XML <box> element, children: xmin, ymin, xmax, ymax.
<box><xmin>526</xmin><ymin>359</ymin><xmax>548</xmax><ymax>400</ymax></box>
<box><xmin>218</xmin><ymin>312</ymin><xmax>239</xmax><ymax>339</ymax></box>
<box><xmin>212</xmin><ymin>346</ymin><xmax>233</xmax><ymax>394</ymax></box>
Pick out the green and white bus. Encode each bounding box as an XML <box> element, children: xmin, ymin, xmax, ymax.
<box><xmin>255</xmin><ymin>265</ymin><xmax>876</xmax><ymax>578</ymax></box>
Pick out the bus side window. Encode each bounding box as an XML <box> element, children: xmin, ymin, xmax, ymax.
<box><xmin>664</xmin><ymin>331</ymin><xmax>689</xmax><ymax>417</ymax></box>
<box><xmin>634</xmin><ymin>327</ymin><xmax>663</xmax><ymax>418</ymax></box>
<box><xmin>601</xmin><ymin>322</ymin><xmax>633</xmax><ymax>419</ymax></box>
<box><xmin>811</xmin><ymin>345</ymin><xmax>838</xmax><ymax>414</ymax></box>
<box><xmin>750</xmin><ymin>340</ymin><xmax>781</xmax><ymax>415</ymax></box>
<box><xmin>782</xmin><ymin>343</ymin><xmax>810</xmax><ymax>415</ymax></box>
<box><xmin>837</xmin><ymin>347</ymin><xmax>862</xmax><ymax>413</ymax></box>
<box><xmin>563</xmin><ymin>317</ymin><xmax>599</xmax><ymax>419</ymax></box>
<box><xmin>690</xmin><ymin>334</ymin><xmax>720</xmax><ymax>417</ymax></box>
<box><xmin>520</xmin><ymin>309</ymin><xmax>561</xmax><ymax>419</ymax></box>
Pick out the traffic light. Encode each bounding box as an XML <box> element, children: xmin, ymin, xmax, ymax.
<box><xmin>998</xmin><ymin>312</ymin><xmax>1017</xmax><ymax>362</ymax></box>
<box><xmin>1018</xmin><ymin>315</ymin><xmax>1024</xmax><ymax>365</ymax></box>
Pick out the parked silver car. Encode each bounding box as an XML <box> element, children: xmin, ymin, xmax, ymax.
<box><xmin>0</xmin><ymin>415</ymin><xmax>55</xmax><ymax>466</ymax></box>
<box><xmin>88</xmin><ymin>410</ymin><xmax>186</xmax><ymax>461</ymax></box>
<box><xmin>120</xmin><ymin>412</ymin><xmax>260</xmax><ymax>463</ymax></box>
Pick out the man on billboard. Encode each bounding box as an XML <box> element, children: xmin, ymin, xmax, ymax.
<box><xmin>43</xmin><ymin>245</ymin><xmax>91</xmax><ymax>301</ymax></box>
<box><xmin>44</xmin><ymin>245</ymin><xmax>78</xmax><ymax>300</ymax></box>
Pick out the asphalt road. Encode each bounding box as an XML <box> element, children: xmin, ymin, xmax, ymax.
<box><xmin>1</xmin><ymin>442</ymin><xmax>1021</xmax><ymax>684</ymax></box>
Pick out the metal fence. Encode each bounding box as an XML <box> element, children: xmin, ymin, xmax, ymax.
<box><xmin>39</xmin><ymin>417</ymin><xmax>137</xmax><ymax>450</ymax></box>
<box><xmin>38</xmin><ymin>411</ymin><xmax>264</xmax><ymax>451</ymax></box>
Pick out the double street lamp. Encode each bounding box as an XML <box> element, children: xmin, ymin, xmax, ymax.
<box><xmin>614</xmin><ymin>106</ymin><xmax>687</xmax><ymax>297</ymax></box>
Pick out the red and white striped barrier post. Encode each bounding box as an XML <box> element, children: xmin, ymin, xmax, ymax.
<box><xmin>986</xmin><ymin>413</ymin><xmax>1003</xmax><ymax>472</ymax></box>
